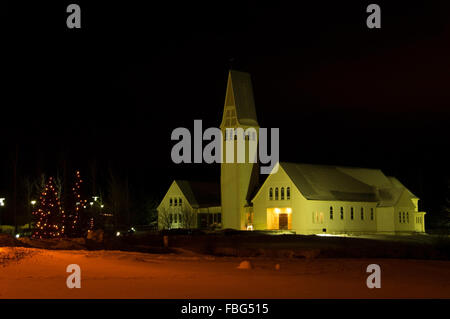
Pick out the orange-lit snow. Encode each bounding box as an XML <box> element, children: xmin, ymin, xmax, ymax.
<box><xmin>0</xmin><ymin>247</ymin><xmax>449</xmax><ymax>298</ymax></box>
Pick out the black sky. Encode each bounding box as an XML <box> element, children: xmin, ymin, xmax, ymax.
<box><xmin>2</xmin><ymin>0</ymin><xmax>450</xmax><ymax>224</ymax></box>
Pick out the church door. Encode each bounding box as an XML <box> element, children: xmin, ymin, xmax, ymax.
<box><xmin>279</xmin><ymin>213</ymin><xmax>288</xmax><ymax>230</ymax></box>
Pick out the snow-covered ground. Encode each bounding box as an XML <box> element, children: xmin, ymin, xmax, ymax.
<box><xmin>1</xmin><ymin>247</ymin><xmax>449</xmax><ymax>298</ymax></box>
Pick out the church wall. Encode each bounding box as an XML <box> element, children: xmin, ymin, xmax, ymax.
<box><xmin>300</xmin><ymin>200</ymin><xmax>378</xmax><ymax>235</ymax></box>
<box><xmin>392</xmin><ymin>191</ymin><xmax>423</xmax><ymax>233</ymax></box>
<box><xmin>252</xmin><ymin>165</ymin><xmax>296</xmax><ymax>230</ymax></box>
<box><xmin>376</xmin><ymin>207</ymin><xmax>395</xmax><ymax>233</ymax></box>
<box><xmin>393</xmin><ymin>207</ymin><xmax>419</xmax><ymax>232</ymax></box>
<box><xmin>291</xmin><ymin>187</ymin><xmax>311</xmax><ymax>233</ymax></box>
<box><xmin>413</xmin><ymin>212</ymin><xmax>426</xmax><ymax>232</ymax></box>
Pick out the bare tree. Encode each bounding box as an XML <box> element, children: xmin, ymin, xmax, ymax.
<box><xmin>180</xmin><ymin>207</ymin><xmax>196</xmax><ymax>229</ymax></box>
<box><xmin>158</xmin><ymin>207</ymin><xmax>172</xmax><ymax>230</ymax></box>
<box><xmin>107</xmin><ymin>165</ymin><xmax>129</xmax><ymax>228</ymax></box>
<box><xmin>22</xmin><ymin>176</ymin><xmax>41</xmax><ymax>231</ymax></box>
<box><xmin>54</xmin><ymin>172</ymin><xmax>63</xmax><ymax>200</ymax></box>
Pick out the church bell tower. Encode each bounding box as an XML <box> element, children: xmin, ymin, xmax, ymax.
<box><xmin>220</xmin><ymin>70</ymin><xmax>259</xmax><ymax>230</ymax></box>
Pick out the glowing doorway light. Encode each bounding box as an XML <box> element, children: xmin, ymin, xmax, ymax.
<box><xmin>247</xmin><ymin>225</ymin><xmax>254</xmax><ymax>231</ymax></box>
<box><xmin>286</xmin><ymin>207</ymin><xmax>292</xmax><ymax>213</ymax></box>
<box><xmin>0</xmin><ymin>198</ymin><xmax>5</xmax><ymax>206</ymax></box>
<box><xmin>274</xmin><ymin>208</ymin><xmax>280</xmax><ymax>214</ymax></box>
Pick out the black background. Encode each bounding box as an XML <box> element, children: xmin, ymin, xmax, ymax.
<box><xmin>2</xmin><ymin>0</ymin><xmax>450</xmax><ymax>226</ymax></box>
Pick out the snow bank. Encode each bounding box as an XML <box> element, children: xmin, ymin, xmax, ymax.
<box><xmin>0</xmin><ymin>234</ymin><xmax>23</xmax><ymax>247</ymax></box>
<box><xmin>18</xmin><ymin>237</ymin><xmax>86</xmax><ymax>250</ymax></box>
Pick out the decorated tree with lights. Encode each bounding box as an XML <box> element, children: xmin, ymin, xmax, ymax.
<box><xmin>32</xmin><ymin>176</ymin><xmax>63</xmax><ymax>239</ymax></box>
<box><xmin>63</xmin><ymin>170</ymin><xmax>89</xmax><ymax>237</ymax></box>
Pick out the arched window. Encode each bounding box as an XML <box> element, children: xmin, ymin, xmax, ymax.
<box><xmin>179</xmin><ymin>198</ymin><xmax>182</xmax><ymax>206</ymax></box>
<box><xmin>281</xmin><ymin>187</ymin><xmax>285</xmax><ymax>200</ymax></box>
<box><xmin>269</xmin><ymin>188</ymin><xmax>273</xmax><ymax>200</ymax></box>
<box><xmin>361</xmin><ymin>207</ymin><xmax>364</xmax><ymax>220</ymax></box>
<box><xmin>169</xmin><ymin>198</ymin><xmax>173</xmax><ymax>206</ymax></box>
<box><xmin>330</xmin><ymin>206</ymin><xmax>333</xmax><ymax>220</ymax></box>
<box><xmin>286</xmin><ymin>187</ymin><xmax>290</xmax><ymax>200</ymax></box>
<box><xmin>399</xmin><ymin>212</ymin><xmax>402</xmax><ymax>223</ymax></box>
<box><xmin>275</xmin><ymin>188</ymin><xmax>279</xmax><ymax>200</ymax></box>
<box><xmin>370</xmin><ymin>208</ymin><xmax>374</xmax><ymax>221</ymax></box>
<box><xmin>351</xmin><ymin>207</ymin><xmax>354</xmax><ymax>220</ymax></box>
<box><xmin>406</xmin><ymin>212</ymin><xmax>409</xmax><ymax>223</ymax></box>
<box><xmin>174</xmin><ymin>198</ymin><xmax>177</xmax><ymax>206</ymax></box>
<box><xmin>402</xmin><ymin>212</ymin><xmax>405</xmax><ymax>223</ymax></box>
<box><xmin>340</xmin><ymin>207</ymin><xmax>344</xmax><ymax>220</ymax></box>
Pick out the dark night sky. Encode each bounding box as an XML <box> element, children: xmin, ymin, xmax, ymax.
<box><xmin>2</xmin><ymin>1</ymin><xmax>450</xmax><ymax>224</ymax></box>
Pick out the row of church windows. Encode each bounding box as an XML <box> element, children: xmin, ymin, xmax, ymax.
<box><xmin>169</xmin><ymin>212</ymin><xmax>222</xmax><ymax>225</ymax></box>
<box><xmin>416</xmin><ymin>216</ymin><xmax>423</xmax><ymax>224</ymax></box>
<box><xmin>399</xmin><ymin>211</ymin><xmax>410</xmax><ymax>224</ymax></box>
<box><xmin>170</xmin><ymin>213</ymin><xmax>182</xmax><ymax>224</ymax></box>
<box><xmin>224</xmin><ymin>129</ymin><xmax>257</xmax><ymax>141</ymax></box>
<box><xmin>169</xmin><ymin>197</ymin><xmax>182</xmax><ymax>206</ymax></box>
<box><xmin>314</xmin><ymin>207</ymin><xmax>375</xmax><ymax>223</ymax></box>
<box><xmin>269</xmin><ymin>187</ymin><xmax>291</xmax><ymax>200</ymax></box>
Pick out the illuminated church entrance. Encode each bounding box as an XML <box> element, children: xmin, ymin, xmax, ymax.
<box><xmin>267</xmin><ymin>208</ymin><xmax>292</xmax><ymax>230</ymax></box>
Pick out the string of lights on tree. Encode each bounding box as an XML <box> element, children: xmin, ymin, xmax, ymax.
<box><xmin>31</xmin><ymin>171</ymin><xmax>111</xmax><ymax>239</ymax></box>
<box><xmin>63</xmin><ymin>170</ymin><xmax>88</xmax><ymax>237</ymax></box>
<box><xmin>32</xmin><ymin>177</ymin><xmax>62</xmax><ymax>239</ymax></box>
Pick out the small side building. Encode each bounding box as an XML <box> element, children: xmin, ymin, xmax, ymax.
<box><xmin>157</xmin><ymin>180</ymin><xmax>221</xmax><ymax>230</ymax></box>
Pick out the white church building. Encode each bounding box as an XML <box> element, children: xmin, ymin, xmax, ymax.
<box><xmin>158</xmin><ymin>70</ymin><xmax>426</xmax><ymax>234</ymax></box>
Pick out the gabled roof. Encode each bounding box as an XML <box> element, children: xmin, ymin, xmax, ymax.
<box><xmin>278</xmin><ymin>162</ymin><xmax>417</xmax><ymax>205</ymax></box>
<box><xmin>175</xmin><ymin>180</ymin><xmax>221</xmax><ymax>208</ymax></box>
<box><xmin>377</xmin><ymin>177</ymin><xmax>418</xmax><ymax>207</ymax></box>
<box><xmin>222</xmin><ymin>70</ymin><xmax>258</xmax><ymax>127</ymax></box>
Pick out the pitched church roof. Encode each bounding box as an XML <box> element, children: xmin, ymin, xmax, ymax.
<box><xmin>223</xmin><ymin>70</ymin><xmax>258</xmax><ymax>127</ymax></box>
<box><xmin>279</xmin><ymin>162</ymin><xmax>417</xmax><ymax>205</ymax></box>
<box><xmin>175</xmin><ymin>180</ymin><xmax>221</xmax><ymax>208</ymax></box>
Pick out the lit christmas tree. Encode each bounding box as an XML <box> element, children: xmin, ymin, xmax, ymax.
<box><xmin>63</xmin><ymin>170</ymin><xmax>89</xmax><ymax>237</ymax></box>
<box><xmin>32</xmin><ymin>177</ymin><xmax>63</xmax><ymax>239</ymax></box>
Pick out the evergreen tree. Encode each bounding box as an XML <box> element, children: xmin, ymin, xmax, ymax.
<box><xmin>32</xmin><ymin>177</ymin><xmax>62</xmax><ymax>239</ymax></box>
